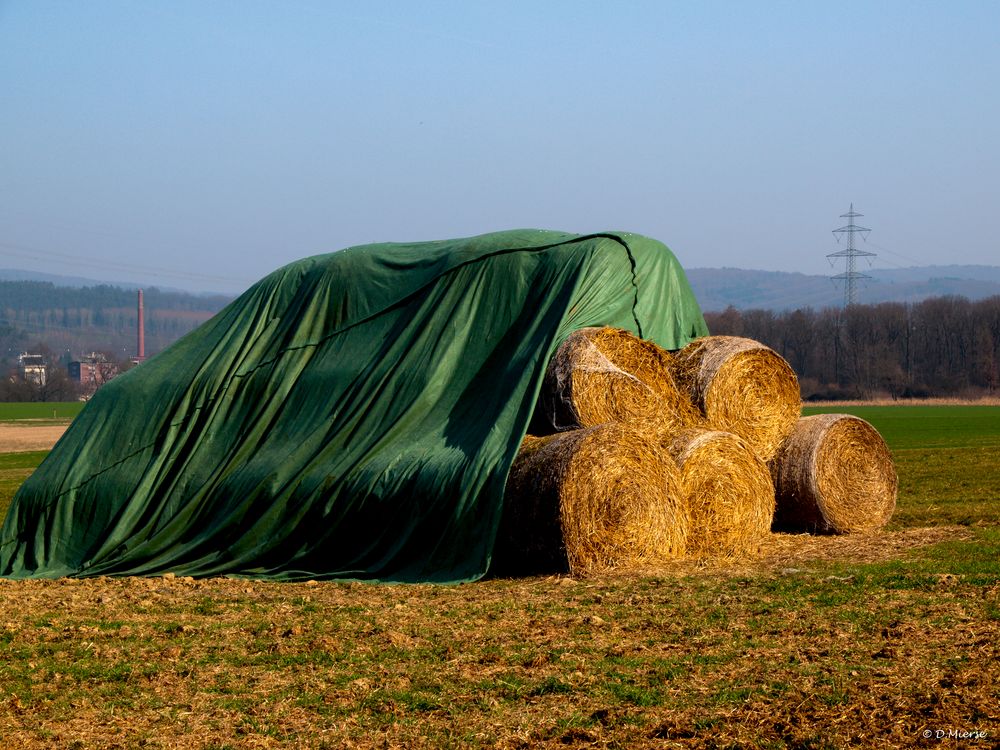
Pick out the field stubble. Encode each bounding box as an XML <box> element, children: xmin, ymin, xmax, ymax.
<box><xmin>0</xmin><ymin>424</ymin><xmax>68</xmax><ymax>453</ymax></box>
<box><xmin>0</xmin><ymin>405</ymin><xmax>997</xmax><ymax>748</ymax></box>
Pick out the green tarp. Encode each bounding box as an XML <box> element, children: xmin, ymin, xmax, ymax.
<box><xmin>0</xmin><ymin>230</ymin><xmax>707</xmax><ymax>582</ymax></box>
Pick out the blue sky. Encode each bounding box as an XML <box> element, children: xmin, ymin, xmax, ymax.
<box><xmin>1</xmin><ymin>1</ymin><xmax>997</xmax><ymax>294</ymax></box>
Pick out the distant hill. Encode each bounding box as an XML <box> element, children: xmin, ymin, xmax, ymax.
<box><xmin>0</xmin><ymin>268</ymin><xmax>137</xmax><ymax>288</ymax></box>
<box><xmin>869</xmin><ymin>265</ymin><xmax>1000</xmax><ymax>284</ymax></box>
<box><xmin>0</xmin><ymin>278</ymin><xmax>233</xmax><ymax>363</ymax></box>
<box><xmin>686</xmin><ymin>265</ymin><xmax>1000</xmax><ymax>312</ymax></box>
<box><xmin>5</xmin><ymin>263</ymin><xmax>1000</xmax><ymax>345</ymax></box>
<box><xmin>0</xmin><ymin>268</ymin><xmax>227</xmax><ymax>297</ymax></box>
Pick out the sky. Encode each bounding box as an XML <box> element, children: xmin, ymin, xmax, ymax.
<box><xmin>1</xmin><ymin>1</ymin><xmax>998</xmax><ymax>295</ymax></box>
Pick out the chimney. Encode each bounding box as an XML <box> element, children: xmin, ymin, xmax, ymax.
<box><xmin>137</xmin><ymin>289</ymin><xmax>145</xmax><ymax>362</ymax></box>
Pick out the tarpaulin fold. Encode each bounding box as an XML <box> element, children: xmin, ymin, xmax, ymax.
<box><xmin>0</xmin><ymin>229</ymin><xmax>707</xmax><ymax>582</ymax></box>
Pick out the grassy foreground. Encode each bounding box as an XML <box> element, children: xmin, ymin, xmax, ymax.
<box><xmin>0</xmin><ymin>451</ymin><xmax>48</xmax><ymax>521</ymax></box>
<box><xmin>0</xmin><ymin>402</ymin><xmax>84</xmax><ymax>423</ymax></box>
<box><xmin>0</xmin><ymin>405</ymin><xmax>997</xmax><ymax>748</ymax></box>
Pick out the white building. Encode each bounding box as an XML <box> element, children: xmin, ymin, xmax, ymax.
<box><xmin>18</xmin><ymin>353</ymin><xmax>47</xmax><ymax>386</ymax></box>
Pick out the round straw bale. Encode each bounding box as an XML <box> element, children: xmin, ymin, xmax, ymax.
<box><xmin>665</xmin><ymin>428</ymin><xmax>775</xmax><ymax>558</ymax></box>
<box><xmin>771</xmin><ymin>414</ymin><xmax>897</xmax><ymax>534</ymax></box>
<box><xmin>671</xmin><ymin>336</ymin><xmax>800</xmax><ymax>462</ymax></box>
<box><xmin>536</xmin><ymin>326</ymin><xmax>702</xmax><ymax>433</ymax></box>
<box><xmin>495</xmin><ymin>422</ymin><xmax>688</xmax><ymax>576</ymax></box>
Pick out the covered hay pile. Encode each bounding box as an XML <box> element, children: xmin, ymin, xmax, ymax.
<box><xmin>671</xmin><ymin>335</ymin><xmax>800</xmax><ymax>462</ymax></box>
<box><xmin>535</xmin><ymin>326</ymin><xmax>701</xmax><ymax>433</ymax></box>
<box><xmin>771</xmin><ymin>414</ymin><xmax>897</xmax><ymax>534</ymax></box>
<box><xmin>501</xmin><ymin>330</ymin><xmax>897</xmax><ymax>576</ymax></box>
<box><xmin>495</xmin><ymin>423</ymin><xmax>687</xmax><ymax>576</ymax></box>
<box><xmin>664</xmin><ymin>428</ymin><xmax>774</xmax><ymax>558</ymax></box>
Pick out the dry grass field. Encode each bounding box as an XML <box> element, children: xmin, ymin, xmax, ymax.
<box><xmin>0</xmin><ymin>406</ymin><xmax>997</xmax><ymax>749</ymax></box>
<box><xmin>0</xmin><ymin>424</ymin><xmax>68</xmax><ymax>453</ymax></box>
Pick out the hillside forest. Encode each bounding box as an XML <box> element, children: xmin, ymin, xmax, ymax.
<box><xmin>2</xmin><ymin>278</ymin><xmax>998</xmax><ymax>401</ymax></box>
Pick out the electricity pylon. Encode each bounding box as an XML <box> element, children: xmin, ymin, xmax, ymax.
<box><xmin>828</xmin><ymin>204</ymin><xmax>875</xmax><ymax>307</ymax></box>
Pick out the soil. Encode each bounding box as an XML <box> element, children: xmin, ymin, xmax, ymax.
<box><xmin>0</xmin><ymin>423</ymin><xmax>68</xmax><ymax>453</ymax></box>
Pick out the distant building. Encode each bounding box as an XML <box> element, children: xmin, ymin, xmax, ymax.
<box><xmin>18</xmin><ymin>353</ymin><xmax>47</xmax><ymax>386</ymax></box>
<box><xmin>68</xmin><ymin>353</ymin><xmax>120</xmax><ymax>394</ymax></box>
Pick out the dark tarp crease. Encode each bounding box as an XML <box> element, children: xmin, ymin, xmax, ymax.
<box><xmin>0</xmin><ymin>230</ymin><xmax>707</xmax><ymax>582</ymax></box>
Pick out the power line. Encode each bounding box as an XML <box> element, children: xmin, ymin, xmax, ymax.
<box><xmin>863</xmin><ymin>240</ymin><xmax>924</xmax><ymax>267</ymax></box>
<box><xmin>0</xmin><ymin>240</ymin><xmax>255</xmax><ymax>286</ymax></box>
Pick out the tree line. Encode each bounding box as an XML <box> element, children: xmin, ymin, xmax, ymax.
<box><xmin>0</xmin><ymin>281</ymin><xmax>231</xmax><ymax>313</ymax></box>
<box><xmin>0</xmin><ymin>355</ymin><xmax>91</xmax><ymax>402</ymax></box>
<box><xmin>1</xmin><ymin>281</ymin><xmax>231</xmax><ymax>368</ymax></box>
<box><xmin>704</xmin><ymin>295</ymin><xmax>1000</xmax><ymax>399</ymax></box>
<box><xmin>4</xmin><ymin>284</ymin><xmax>998</xmax><ymax>402</ymax></box>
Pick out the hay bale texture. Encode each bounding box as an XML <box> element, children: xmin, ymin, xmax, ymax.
<box><xmin>536</xmin><ymin>327</ymin><xmax>701</xmax><ymax>434</ymax></box>
<box><xmin>671</xmin><ymin>335</ymin><xmax>800</xmax><ymax>462</ymax></box>
<box><xmin>664</xmin><ymin>428</ymin><xmax>775</xmax><ymax>558</ymax></box>
<box><xmin>495</xmin><ymin>422</ymin><xmax>688</xmax><ymax>576</ymax></box>
<box><xmin>771</xmin><ymin>414</ymin><xmax>897</xmax><ymax>534</ymax></box>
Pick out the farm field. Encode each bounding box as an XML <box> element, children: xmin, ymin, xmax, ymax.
<box><xmin>0</xmin><ymin>451</ymin><xmax>50</xmax><ymax>521</ymax></box>
<box><xmin>0</xmin><ymin>404</ymin><xmax>997</xmax><ymax>748</ymax></box>
<box><xmin>0</xmin><ymin>402</ymin><xmax>85</xmax><ymax>422</ymax></box>
<box><xmin>803</xmin><ymin>405</ymin><xmax>1000</xmax><ymax>529</ymax></box>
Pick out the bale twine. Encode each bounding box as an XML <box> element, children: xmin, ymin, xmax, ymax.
<box><xmin>771</xmin><ymin>414</ymin><xmax>897</xmax><ymax>534</ymax></box>
<box><xmin>495</xmin><ymin>422</ymin><xmax>688</xmax><ymax>576</ymax></box>
<box><xmin>536</xmin><ymin>326</ymin><xmax>701</xmax><ymax>434</ymax></box>
<box><xmin>671</xmin><ymin>335</ymin><xmax>800</xmax><ymax>462</ymax></box>
<box><xmin>665</xmin><ymin>428</ymin><xmax>775</xmax><ymax>558</ymax></box>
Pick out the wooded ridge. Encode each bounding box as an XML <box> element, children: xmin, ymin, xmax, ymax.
<box><xmin>687</xmin><ymin>265</ymin><xmax>1000</xmax><ymax>311</ymax></box>
<box><xmin>2</xmin><ymin>271</ymin><xmax>999</xmax><ymax>401</ymax></box>
<box><xmin>0</xmin><ymin>280</ymin><xmax>231</xmax><ymax>365</ymax></box>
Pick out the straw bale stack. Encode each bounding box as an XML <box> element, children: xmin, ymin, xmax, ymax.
<box><xmin>496</xmin><ymin>422</ymin><xmax>688</xmax><ymax>576</ymax></box>
<box><xmin>537</xmin><ymin>327</ymin><xmax>701</xmax><ymax>434</ymax></box>
<box><xmin>502</xmin><ymin>326</ymin><xmax>899</xmax><ymax>574</ymax></box>
<box><xmin>671</xmin><ymin>335</ymin><xmax>800</xmax><ymax>462</ymax></box>
<box><xmin>771</xmin><ymin>414</ymin><xmax>897</xmax><ymax>534</ymax></box>
<box><xmin>664</xmin><ymin>428</ymin><xmax>775</xmax><ymax>558</ymax></box>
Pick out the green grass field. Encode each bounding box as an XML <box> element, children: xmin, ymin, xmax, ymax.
<box><xmin>802</xmin><ymin>404</ymin><xmax>1000</xmax><ymax>450</ymax></box>
<box><xmin>803</xmin><ymin>404</ymin><xmax>1000</xmax><ymax>528</ymax></box>
<box><xmin>0</xmin><ymin>404</ymin><xmax>997</xmax><ymax>748</ymax></box>
<box><xmin>0</xmin><ymin>451</ymin><xmax>49</xmax><ymax>521</ymax></box>
<box><xmin>0</xmin><ymin>401</ymin><xmax>84</xmax><ymax>422</ymax></box>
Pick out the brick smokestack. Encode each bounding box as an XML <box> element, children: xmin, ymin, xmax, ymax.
<box><xmin>137</xmin><ymin>289</ymin><xmax>145</xmax><ymax>361</ymax></box>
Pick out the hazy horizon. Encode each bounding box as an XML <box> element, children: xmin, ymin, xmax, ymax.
<box><xmin>7</xmin><ymin>260</ymin><xmax>1000</xmax><ymax>303</ymax></box>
